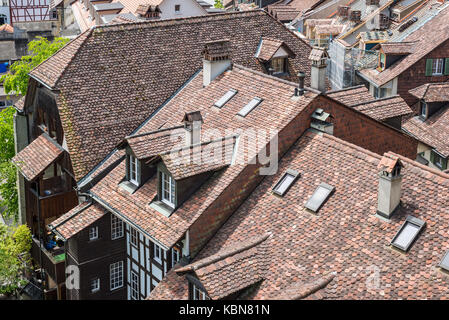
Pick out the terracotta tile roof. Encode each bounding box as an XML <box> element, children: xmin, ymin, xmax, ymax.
<box><xmin>0</xmin><ymin>24</ymin><xmax>14</xmax><ymax>33</ymax></box>
<box><xmin>350</xmin><ymin>96</ymin><xmax>413</xmax><ymax>121</ymax></box>
<box><xmin>403</xmin><ymin>106</ymin><xmax>449</xmax><ymax>157</ymax></box>
<box><xmin>268</xmin><ymin>0</ymin><xmax>325</xmax><ymax>21</ymax></box>
<box><xmin>272</xmin><ymin>272</ymin><xmax>336</xmax><ymax>300</ymax></box>
<box><xmin>49</xmin><ymin>202</ymin><xmax>106</xmax><ymax>240</ymax></box>
<box><xmin>408</xmin><ymin>82</ymin><xmax>449</xmax><ymax>102</ymax></box>
<box><xmin>150</xmin><ymin>132</ymin><xmax>449</xmax><ymax>300</ymax></box>
<box><xmin>160</xmin><ymin>136</ymin><xmax>237</xmax><ymax>180</ymax></box>
<box><xmin>360</xmin><ymin>5</ymin><xmax>449</xmax><ymax>86</ymax></box>
<box><xmin>326</xmin><ymin>86</ymin><xmax>412</xmax><ymax>121</ymax></box>
<box><xmin>14</xmin><ymin>97</ymin><xmax>25</xmax><ymax>112</ymax></box>
<box><xmin>175</xmin><ymin>233</ymin><xmax>270</xmax><ymax>299</ymax></box>
<box><xmin>255</xmin><ymin>37</ymin><xmax>295</xmax><ymax>61</ymax></box>
<box><xmin>380</xmin><ymin>41</ymin><xmax>416</xmax><ymax>55</ymax></box>
<box><xmin>12</xmin><ymin>133</ymin><xmax>64</xmax><ymax>181</ymax></box>
<box><xmin>90</xmin><ymin>65</ymin><xmax>317</xmax><ymax>249</ymax></box>
<box><xmin>377</xmin><ymin>153</ymin><xmax>402</xmax><ymax>173</ymax></box>
<box><xmin>28</xmin><ymin>10</ymin><xmax>312</xmax><ymax>181</ymax></box>
<box><xmin>314</xmin><ymin>24</ymin><xmax>344</xmax><ymax>35</ymax></box>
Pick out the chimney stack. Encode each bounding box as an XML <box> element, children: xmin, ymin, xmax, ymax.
<box><xmin>377</xmin><ymin>155</ymin><xmax>403</xmax><ymax>219</ymax></box>
<box><xmin>202</xmin><ymin>39</ymin><xmax>232</xmax><ymax>87</ymax></box>
<box><xmin>182</xmin><ymin>111</ymin><xmax>203</xmax><ymax>146</ymax></box>
<box><xmin>295</xmin><ymin>71</ymin><xmax>305</xmax><ymax>96</ymax></box>
<box><xmin>308</xmin><ymin>47</ymin><xmax>328</xmax><ymax>93</ymax></box>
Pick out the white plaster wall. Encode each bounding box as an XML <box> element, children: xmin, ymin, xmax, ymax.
<box><xmin>159</xmin><ymin>0</ymin><xmax>206</xmax><ymax>20</ymax></box>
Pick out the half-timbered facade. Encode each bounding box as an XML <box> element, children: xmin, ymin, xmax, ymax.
<box><xmin>9</xmin><ymin>0</ymin><xmax>56</xmax><ymax>23</ymax></box>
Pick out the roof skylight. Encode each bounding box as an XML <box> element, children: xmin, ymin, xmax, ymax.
<box><xmin>391</xmin><ymin>216</ymin><xmax>425</xmax><ymax>252</ymax></box>
<box><xmin>214</xmin><ymin>89</ymin><xmax>237</xmax><ymax>108</ymax></box>
<box><xmin>273</xmin><ymin>170</ymin><xmax>299</xmax><ymax>196</ymax></box>
<box><xmin>305</xmin><ymin>182</ymin><xmax>335</xmax><ymax>213</ymax></box>
<box><xmin>237</xmin><ymin>97</ymin><xmax>263</xmax><ymax>117</ymax></box>
<box><xmin>440</xmin><ymin>250</ymin><xmax>449</xmax><ymax>272</ymax></box>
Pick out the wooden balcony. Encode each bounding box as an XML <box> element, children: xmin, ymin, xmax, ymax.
<box><xmin>31</xmin><ymin>237</ymin><xmax>66</xmax><ymax>286</ymax></box>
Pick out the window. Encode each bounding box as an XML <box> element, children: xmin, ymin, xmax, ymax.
<box><xmin>175</xmin><ymin>4</ymin><xmax>180</xmax><ymax>12</ymax></box>
<box><xmin>271</xmin><ymin>57</ymin><xmax>286</xmax><ymax>74</ymax></box>
<box><xmin>374</xmin><ymin>87</ymin><xmax>387</xmax><ymax>99</ymax></box>
<box><xmin>161</xmin><ymin>172</ymin><xmax>175</xmax><ymax>208</ymax></box>
<box><xmin>214</xmin><ymin>89</ymin><xmax>237</xmax><ymax>108</ymax></box>
<box><xmin>89</xmin><ymin>226</ymin><xmax>98</xmax><ymax>241</ymax></box>
<box><xmin>130</xmin><ymin>227</ymin><xmax>138</xmax><ymax>247</ymax></box>
<box><xmin>129</xmin><ymin>155</ymin><xmax>138</xmax><ymax>185</ymax></box>
<box><xmin>0</xmin><ymin>14</ymin><xmax>6</xmax><ymax>25</ymax></box>
<box><xmin>237</xmin><ymin>97</ymin><xmax>263</xmax><ymax>117</ymax></box>
<box><xmin>154</xmin><ymin>243</ymin><xmax>162</xmax><ymax>263</ymax></box>
<box><xmin>305</xmin><ymin>183</ymin><xmax>335</xmax><ymax>213</ymax></box>
<box><xmin>420</xmin><ymin>101</ymin><xmax>427</xmax><ymax>118</ymax></box>
<box><xmin>130</xmin><ymin>271</ymin><xmax>139</xmax><ymax>300</ymax></box>
<box><xmin>192</xmin><ymin>284</ymin><xmax>210</xmax><ymax>300</ymax></box>
<box><xmin>391</xmin><ymin>216</ymin><xmax>425</xmax><ymax>252</ymax></box>
<box><xmin>110</xmin><ymin>261</ymin><xmax>124</xmax><ymax>290</ymax></box>
<box><xmin>431</xmin><ymin>150</ymin><xmax>447</xmax><ymax>170</ymax></box>
<box><xmin>439</xmin><ymin>250</ymin><xmax>449</xmax><ymax>272</ymax></box>
<box><xmin>172</xmin><ymin>247</ymin><xmax>181</xmax><ymax>267</ymax></box>
<box><xmin>273</xmin><ymin>170</ymin><xmax>299</xmax><ymax>196</ymax></box>
<box><xmin>111</xmin><ymin>215</ymin><xmax>124</xmax><ymax>240</ymax></box>
<box><xmin>91</xmin><ymin>278</ymin><xmax>100</xmax><ymax>293</ymax></box>
<box><xmin>432</xmin><ymin>58</ymin><xmax>444</xmax><ymax>75</ymax></box>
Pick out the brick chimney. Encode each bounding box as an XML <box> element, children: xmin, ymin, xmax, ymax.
<box><xmin>377</xmin><ymin>155</ymin><xmax>403</xmax><ymax>219</ymax></box>
<box><xmin>182</xmin><ymin>111</ymin><xmax>203</xmax><ymax>146</ymax></box>
<box><xmin>202</xmin><ymin>39</ymin><xmax>232</xmax><ymax>86</ymax></box>
<box><xmin>309</xmin><ymin>47</ymin><xmax>328</xmax><ymax>92</ymax></box>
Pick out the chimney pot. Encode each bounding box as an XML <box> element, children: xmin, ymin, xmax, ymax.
<box><xmin>202</xmin><ymin>39</ymin><xmax>232</xmax><ymax>86</ymax></box>
<box><xmin>295</xmin><ymin>71</ymin><xmax>305</xmax><ymax>96</ymax></box>
<box><xmin>182</xmin><ymin>111</ymin><xmax>203</xmax><ymax>146</ymax></box>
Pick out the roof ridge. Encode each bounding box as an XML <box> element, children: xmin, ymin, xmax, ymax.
<box><xmin>176</xmin><ymin>233</ymin><xmax>271</xmax><ymax>273</ymax></box>
<box><xmin>93</xmin><ymin>9</ymin><xmax>267</xmax><ymax>32</ymax></box>
<box><xmin>350</xmin><ymin>95</ymin><xmax>402</xmax><ymax>108</ymax></box>
<box><xmin>126</xmin><ymin>125</ymin><xmax>184</xmax><ymax>140</ymax></box>
<box><xmin>325</xmin><ymin>85</ymin><xmax>366</xmax><ymax>94</ymax></box>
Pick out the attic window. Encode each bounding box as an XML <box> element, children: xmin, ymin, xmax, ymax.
<box><xmin>273</xmin><ymin>170</ymin><xmax>299</xmax><ymax>196</ymax></box>
<box><xmin>237</xmin><ymin>97</ymin><xmax>263</xmax><ymax>117</ymax></box>
<box><xmin>305</xmin><ymin>182</ymin><xmax>335</xmax><ymax>212</ymax></box>
<box><xmin>271</xmin><ymin>57</ymin><xmax>286</xmax><ymax>74</ymax></box>
<box><xmin>128</xmin><ymin>154</ymin><xmax>139</xmax><ymax>186</ymax></box>
<box><xmin>439</xmin><ymin>250</ymin><xmax>449</xmax><ymax>272</ymax></box>
<box><xmin>391</xmin><ymin>216</ymin><xmax>425</xmax><ymax>252</ymax></box>
<box><xmin>192</xmin><ymin>284</ymin><xmax>210</xmax><ymax>300</ymax></box>
<box><xmin>214</xmin><ymin>89</ymin><xmax>237</xmax><ymax>108</ymax></box>
<box><xmin>161</xmin><ymin>171</ymin><xmax>175</xmax><ymax>208</ymax></box>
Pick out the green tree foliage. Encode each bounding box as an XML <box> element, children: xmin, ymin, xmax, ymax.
<box><xmin>214</xmin><ymin>0</ymin><xmax>224</xmax><ymax>9</ymax></box>
<box><xmin>0</xmin><ymin>107</ymin><xmax>18</xmax><ymax>221</ymax></box>
<box><xmin>0</xmin><ymin>224</ymin><xmax>32</xmax><ymax>295</ymax></box>
<box><xmin>0</xmin><ymin>37</ymin><xmax>69</xmax><ymax>96</ymax></box>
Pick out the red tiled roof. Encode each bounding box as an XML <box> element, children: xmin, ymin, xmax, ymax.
<box><xmin>90</xmin><ymin>65</ymin><xmax>317</xmax><ymax>249</ymax></box>
<box><xmin>360</xmin><ymin>5</ymin><xmax>449</xmax><ymax>86</ymax></box>
<box><xmin>49</xmin><ymin>202</ymin><xmax>107</xmax><ymax>240</ymax></box>
<box><xmin>408</xmin><ymin>82</ymin><xmax>449</xmax><ymax>102</ymax></box>
<box><xmin>380</xmin><ymin>42</ymin><xmax>416</xmax><ymax>55</ymax></box>
<box><xmin>326</xmin><ymin>86</ymin><xmax>374</xmax><ymax>107</ymax></box>
<box><xmin>403</xmin><ymin>106</ymin><xmax>449</xmax><ymax>157</ymax></box>
<box><xmin>174</xmin><ymin>233</ymin><xmax>270</xmax><ymax>299</ymax></box>
<box><xmin>150</xmin><ymin>132</ymin><xmax>449</xmax><ymax>300</ymax></box>
<box><xmin>28</xmin><ymin>10</ymin><xmax>312</xmax><ymax>181</ymax></box>
<box><xmin>268</xmin><ymin>0</ymin><xmax>325</xmax><ymax>22</ymax></box>
<box><xmin>12</xmin><ymin>133</ymin><xmax>64</xmax><ymax>181</ymax></box>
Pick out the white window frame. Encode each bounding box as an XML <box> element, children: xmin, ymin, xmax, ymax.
<box><xmin>90</xmin><ymin>278</ymin><xmax>100</xmax><ymax>293</ymax></box>
<box><xmin>161</xmin><ymin>172</ymin><xmax>175</xmax><ymax>208</ymax></box>
<box><xmin>432</xmin><ymin>58</ymin><xmax>444</xmax><ymax>75</ymax></box>
<box><xmin>172</xmin><ymin>247</ymin><xmax>181</xmax><ymax>267</ymax></box>
<box><xmin>420</xmin><ymin>100</ymin><xmax>427</xmax><ymax>118</ymax></box>
<box><xmin>111</xmin><ymin>215</ymin><xmax>124</xmax><ymax>240</ymax></box>
<box><xmin>154</xmin><ymin>243</ymin><xmax>162</xmax><ymax>264</ymax></box>
<box><xmin>130</xmin><ymin>271</ymin><xmax>139</xmax><ymax>300</ymax></box>
<box><xmin>129</xmin><ymin>155</ymin><xmax>139</xmax><ymax>185</ymax></box>
<box><xmin>130</xmin><ymin>227</ymin><xmax>138</xmax><ymax>247</ymax></box>
<box><xmin>192</xmin><ymin>284</ymin><xmax>210</xmax><ymax>300</ymax></box>
<box><xmin>89</xmin><ymin>226</ymin><xmax>98</xmax><ymax>241</ymax></box>
<box><xmin>110</xmin><ymin>261</ymin><xmax>124</xmax><ymax>291</ymax></box>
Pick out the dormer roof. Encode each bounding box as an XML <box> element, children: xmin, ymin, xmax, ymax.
<box><xmin>255</xmin><ymin>37</ymin><xmax>296</xmax><ymax>61</ymax></box>
<box><xmin>408</xmin><ymin>82</ymin><xmax>449</xmax><ymax>102</ymax></box>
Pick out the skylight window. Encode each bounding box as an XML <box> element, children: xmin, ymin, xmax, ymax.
<box><xmin>305</xmin><ymin>182</ymin><xmax>335</xmax><ymax>213</ymax></box>
<box><xmin>237</xmin><ymin>97</ymin><xmax>263</xmax><ymax>117</ymax></box>
<box><xmin>273</xmin><ymin>170</ymin><xmax>299</xmax><ymax>196</ymax></box>
<box><xmin>214</xmin><ymin>89</ymin><xmax>237</xmax><ymax>108</ymax></box>
<box><xmin>391</xmin><ymin>216</ymin><xmax>425</xmax><ymax>252</ymax></box>
<box><xmin>440</xmin><ymin>250</ymin><xmax>449</xmax><ymax>272</ymax></box>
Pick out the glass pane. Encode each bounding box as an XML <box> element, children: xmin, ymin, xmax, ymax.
<box><xmin>441</xmin><ymin>251</ymin><xmax>449</xmax><ymax>270</ymax></box>
<box><xmin>214</xmin><ymin>89</ymin><xmax>237</xmax><ymax>108</ymax></box>
<box><xmin>238</xmin><ymin>98</ymin><xmax>262</xmax><ymax>117</ymax></box>
<box><xmin>305</xmin><ymin>186</ymin><xmax>332</xmax><ymax>212</ymax></box>
<box><xmin>393</xmin><ymin>223</ymin><xmax>420</xmax><ymax>249</ymax></box>
<box><xmin>274</xmin><ymin>173</ymin><xmax>295</xmax><ymax>195</ymax></box>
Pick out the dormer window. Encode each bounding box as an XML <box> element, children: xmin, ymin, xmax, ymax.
<box><xmin>271</xmin><ymin>57</ymin><xmax>286</xmax><ymax>74</ymax></box>
<box><xmin>161</xmin><ymin>171</ymin><xmax>175</xmax><ymax>208</ymax></box>
<box><xmin>192</xmin><ymin>284</ymin><xmax>210</xmax><ymax>300</ymax></box>
<box><xmin>420</xmin><ymin>100</ymin><xmax>427</xmax><ymax>119</ymax></box>
<box><xmin>129</xmin><ymin>155</ymin><xmax>138</xmax><ymax>185</ymax></box>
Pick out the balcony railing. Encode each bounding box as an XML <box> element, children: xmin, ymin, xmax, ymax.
<box><xmin>31</xmin><ymin>237</ymin><xmax>66</xmax><ymax>286</ymax></box>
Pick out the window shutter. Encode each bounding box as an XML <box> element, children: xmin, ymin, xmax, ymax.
<box><xmin>444</xmin><ymin>58</ymin><xmax>449</xmax><ymax>75</ymax></box>
<box><xmin>425</xmin><ymin>59</ymin><xmax>433</xmax><ymax>76</ymax></box>
<box><xmin>443</xmin><ymin>158</ymin><xmax>448</xmax><ymax>170</ymax></box>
